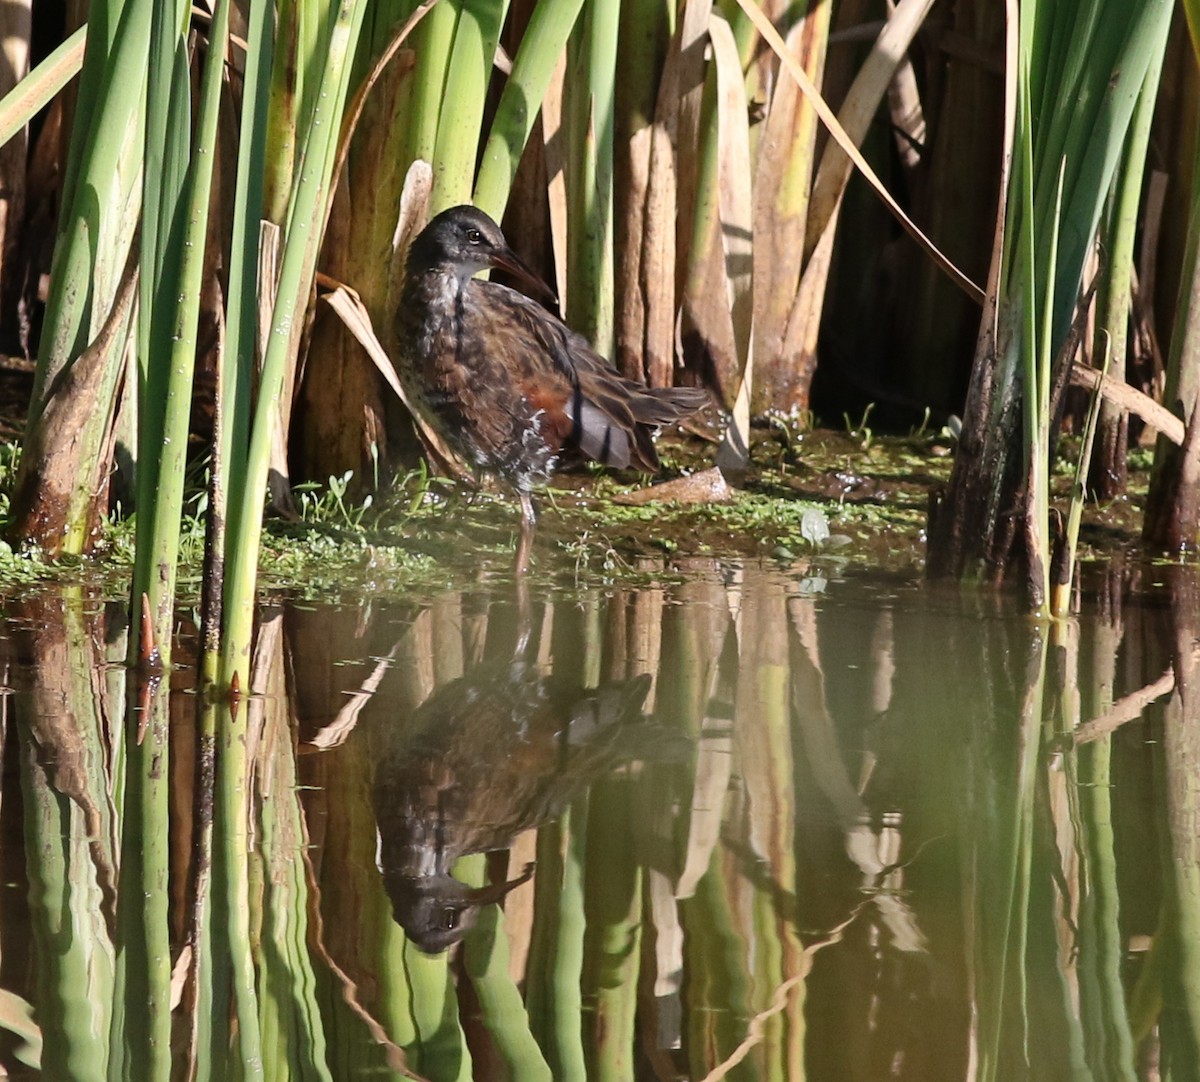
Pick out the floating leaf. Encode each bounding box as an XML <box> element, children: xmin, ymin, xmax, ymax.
<box><xmin>800</xmin><ymin>507</ymin><xmax>830</xmax><ymax>547</ymax></box>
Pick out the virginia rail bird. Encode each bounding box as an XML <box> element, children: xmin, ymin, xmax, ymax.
<box><xmin>373</xmin><ymin>660</ymin><xmax>685</xmax><ymax>951</ymax></box>
<box><xmin>396</xmin><ymin>206</ymin><xmax>709</xmax><ymax>559</ymax></box>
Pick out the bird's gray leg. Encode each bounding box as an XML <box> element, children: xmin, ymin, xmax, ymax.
<box><xmin>513</xmin><ymin>492</ymin><xmax>536</xmax><ymax>656</ymax></box>
<box><xmin>515</xmin><ymin>492</ymin><xmax>537</xmax><ymax>576</ymax></box>
<box><xmin>519</xmin><ymin>491</ymin><xmax>538</xmax><ymax>530</ymax></box>
<box><xmin>513</xmin><ymin>573</ymin><xmax>532</xmax><ymax>658</ymax></box>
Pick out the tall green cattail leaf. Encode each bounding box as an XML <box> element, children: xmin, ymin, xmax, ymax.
<box><xmin>1091</xmin><ymin>48</ymin><xmax>1164</xmax><ymax>500</ymax></box>
<box><xmin>218</xmin><ymin>0</ymin><xmax>274</xmax><ymax>497</ymax></box>
<box><xmin>21</xmin><ymin>597</ymin><xmax>119</xmax><ymax>1081</ymax></box>
<box><xmin>931</xmin><ymin>0</ymin><xmax>1173</xmax><ymax>592</ymax></box>
<box><xmin>403</xmin><ymin>1</ymin><xmax>456</xmax><ymax>174</ymax></box>
<box><xmin>460</xmin><ymin>855</ymin><xmax>553</xmax><ymax>1080</ymax></box>
<box><xmin>262</xmin><ymin>1</ymin><xmax>301</xmax><ymax>224</ymax></box>
<box><xmin>9</xmin><ymin>0</ymin><xmax>149</xmax><ymax>554</ymax></box>
<box><xmin>679</xmin><ymin>67</ymin><xmax>733</xmax><ymax>396</ymax></box>
<box><xmin>527</xmin><ymin>806</ymin><xmax>589</xmax><ymax>1080</ymax></box>
<box><xmin>215</xmin><ymin>5</ymin><xmax>371</xmax><ymax>1076</ymax></box>
<box><xmin>1054</xmin><ymin>337</ymin><xmax>1109</xmax><ymax>616</ymax></box>
<box><xmin>474</xmin><ymin>0</ymin><xmax>585</xmax><ymax>219</ymax></box>
<box><xmin>0</xmin><ymin>24</ymin><xmax>85</xmax><ymax>149</ymax></box>
<box><xmin>129</xmin><ymin>0</ymin><xmax>189</xmax><ymax>581</ymax></box>
<box><xmin>38</xmin><ymin>2</ymin><xmax>148</xmax><ymax>382</ymax></box>
<box><xmin>1047</xmin><ymin>2</ymin><xmax>1172</xmax><ymax>349</ymax></box>
<box><xmin>583</xmin><ymin>781</ymin><xmax>642</xmax><ymax>1081</ymax></box>
<box><xmin>194</xmin><ymin>3</ymin><xmax>274</xmax><ymax>1057</ymax></box>
<box><xmin>563</xmin><ymin>0</ymin><xmax>618</xmax><ymax>353</ymax></box>
<box><xmin>431</xmin><ymin>0</ymin><xmax>511</xmax><ymax>212</ymax></box>
<box><xmin>221</xmin><ymin>0</ymin><xmax>368</xmax><ymax>686</ymax></box>
<box><xmin>403</xmin><ymin>944</ymin><xmax>473</xmax><ymax>1078</ymax></box>
<box><xmin>121</xmin><ymin>5</ymin><xmax>234</xmax><ymax>1075</ymax></box>
<box><xmin>134</xmin><ymin>0</ymin><xmax>232</xmax><ymax>659</ymax></box>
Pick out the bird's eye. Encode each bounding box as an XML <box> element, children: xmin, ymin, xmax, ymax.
<box><xmin>465</xmin><ymin>228</ymin><xmax>483</xmax><ymax>245</ymax></box>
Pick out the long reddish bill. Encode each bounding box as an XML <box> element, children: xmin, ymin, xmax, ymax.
<box><xmin>490</xmin><ymin>247</ymin><xmax>560</xmax><ymax>313</ymax></box>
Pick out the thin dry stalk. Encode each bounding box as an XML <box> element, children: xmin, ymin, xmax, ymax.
<box><xmin>698</xmin><ymin>903</ymin><xmax>867</xmax><ymax>1081</ymax></box>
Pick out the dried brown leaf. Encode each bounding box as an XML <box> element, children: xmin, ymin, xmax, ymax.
<box><xmin>709</xmin><ymin>13</ymin><xmax>755</xmax><ymax>473</ymax></box>
<box><xmin>320</xmin><ymin>281</ymin><xmax>470</xmax><ymax>480</ymax></box>
<box><xmin>643</xmin><ymin>42</ymin><xmax>681</xmax><ymax>389</ymax></box>
<box><xmin>1074</xmin><ymin>668</ymin><xmax>1175</xmax><ymax>744</ymax></box>
<box><xmin>673</xmin><ymin>0</ymin><xmax>716</xmax><ymax>283</ymax></box>
<box><xmin>615</xmin><ymin>465</ymin><xmax>733</xmax><ymax>506</ymax></box>
<box><xmin>1070</xmin><ymin>364</ymin><xmax>1184</xmax><ymax>446</ymax></box>
<box><xmin>752</xmin><ymin>16</ymin><xmax>827</xmax><ymax>407</ymax></box>
<box><xmin>806</xmin><ymin>0</ymin><xmax>937</xmax><ymax>256</ymax></box>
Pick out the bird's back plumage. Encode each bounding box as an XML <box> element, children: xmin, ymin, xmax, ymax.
<box><xmin>395</xmin><ymin>206</ymin><xmax>708</xmax><ymax>494</ymax></box>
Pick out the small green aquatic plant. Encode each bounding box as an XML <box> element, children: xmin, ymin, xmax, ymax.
<box><xmin>844</xmin><ymin>403</ymin><xmax>876</xmax><ymax>450</ymax></box>
<box><xmin>296</xmin><ymin>472</ymin><xmax>374</xmax><ymax>530</ymax></box>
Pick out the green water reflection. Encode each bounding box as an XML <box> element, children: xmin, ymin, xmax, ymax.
<box><xmin>0</xmin><ymin>561</ymin><xmax>1191</xmax><ymax>1079</ymax></box>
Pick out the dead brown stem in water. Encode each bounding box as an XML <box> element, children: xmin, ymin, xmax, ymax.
<box><xmin>8</xmin><ymin>255</ymin><xmax>138</xmax><ymax>552</ymax></box>
<box><xmin>698</xmin><ymin>902</ymin><xmax>868</xmax><ymax>1081</ymax></box>
<box><xmin>1070</xmin><ymin>365</ymin><xmax>1184</xmax><ymax>445</ymax></box>
<box><xmin>1073</xmin><ymin>668</ymin><xmax>1175</xmax><ymax>744</ymax></box>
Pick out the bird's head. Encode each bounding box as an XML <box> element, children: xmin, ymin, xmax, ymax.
<box><xmin>407</xmin><ymin>205</ymin><xmax>557</xmax><ymax>307</ymax></box>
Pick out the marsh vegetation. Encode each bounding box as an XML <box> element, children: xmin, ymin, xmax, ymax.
<box><xmin>0</xmin><ymin>0</ymin><xmax>1197</xmax><ymax>1077</ymax></box>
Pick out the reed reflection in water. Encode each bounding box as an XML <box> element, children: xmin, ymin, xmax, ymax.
<box><xmin>0</xmin><ymin>560</ymin><xmax>1192</xmax><ymax>1079</ymax></box>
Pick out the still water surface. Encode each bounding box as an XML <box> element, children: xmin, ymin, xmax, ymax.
<box><xmin>0</xmin><ymin>559</ymin><xmax>1190</xmax><ymax>1079</ymax></box>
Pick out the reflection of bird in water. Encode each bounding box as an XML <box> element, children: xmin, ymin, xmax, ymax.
<box><xmin>395</xmin><ymin>206</ymin><xmax>709</xmax><ymax>568</ymax></box>
<box><xmin>373</xmin><ymin>661</ymin><xmax>683</xmax><ymax>952</ymax></box>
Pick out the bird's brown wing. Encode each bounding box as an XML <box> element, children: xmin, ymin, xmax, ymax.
<box><xmin>474</xmin><ymin>282</ymin><xmax>708</xmax><ymax>471</ymax></box>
